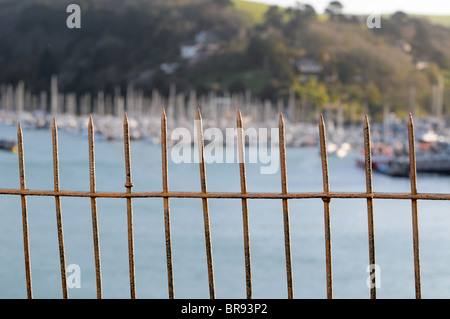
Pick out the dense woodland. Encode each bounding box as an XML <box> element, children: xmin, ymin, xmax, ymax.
<box><xmin>0</xmin><ymin>0</ymin><xmax>449</xmax><ymax>121</ymax></box>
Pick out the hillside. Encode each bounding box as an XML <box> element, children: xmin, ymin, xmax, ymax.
<box><xmin>232</xmin><ymin>0</ymin><xmax>269</xmax><ymax>24</ymax></box>
<box><xmin>0</xmin><ymin>0</ymin><xmax>449</xmax><ymax>120</ymax></box>
<box><xmin>234</xmin><ymin>0</ymin><xmax>450</xmax><ymax>27</ymax></box>
<box><xmin>411</xmin><ymin>14</ymin><xmax>450</xmax><ymax>27</ymax></box>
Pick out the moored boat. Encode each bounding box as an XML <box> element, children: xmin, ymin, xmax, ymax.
<box><xmin>0</xmin><ymin>139</ymin><xmax>17</xmax><ymax>153</ymax></box>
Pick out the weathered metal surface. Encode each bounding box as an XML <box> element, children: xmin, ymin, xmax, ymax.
<box><xmin>408</xmin><ymin>114</ymin><xmax>421</xmax><ymax>299</ymax></box>
<box><xmin>161</xmin><ymin>109</ymin><xmax>175</xmax><ymax>299</ymax></box>
<box><xmin>52</xmin><ymin>119</ymin><xmax>68</xmax><ymax>299</ymax></box>
<box><xmin>1</xmin><ymin>189</ymin><xmax>449</xmax><ymax>201</ymax></box>
<box><xmin>88</xmin><ymin>115</ymin><xmax>103</xmax><ymax>299</ymax></box>
<box><xmin>123</xmin><ymin>113</ymin><xmax>136</xmax><ymax>299</ymax></box>
<box><xmin>319</xmin><ymin>114</ymin><xmax>333</xmax><ymax>299</ymax></box>
<box><xmin>5</xmin><ymin>112</ymin><xmax>443</xmax><ymax>299</ymax></box>
<box><xmin>237</xmin><ymin>110</ymin><xmax>252</xmax><ymax>299</ymax></box>
<box><xmin>363</xmin><ymin>115</ymin><xmax>376</xmax><ymax>299</ymax></box>
<box><xmin>196</xmin><ymin>109</ymin><xmax>216</xmax><ymax>299</ymax></box>
<box><xmin>278</xmin><ymin>113</ymin><xmax>294</xmax><ymax>299</ymax></box>
<box><xmin>17</xmin><ymin>122</ymin><xmax>32</xmax><ymax>299</ymax></box>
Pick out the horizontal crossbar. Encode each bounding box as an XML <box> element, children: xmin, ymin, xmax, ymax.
<box><xmin>1</xmin><ymin>188</ymin><xmax>450</xmax><ymax>201</ymax></box>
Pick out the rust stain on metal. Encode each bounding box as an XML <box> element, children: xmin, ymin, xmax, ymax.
<box><xmin>161</xmin><ymin>109</ymin><xmax>175</xmax><ymax>299</ymax></box>
<box><xmin>88</xmin><ymin>115</ymin><xmax>103</xmax><ymax>299</ymax></box>
<box><xmin>3</xmin><ymin>113</ymin><xmax>441</xmax><ymax>299</ymax></box>
<box><xmin>319</xmin><ymin>114</ymin><xmax>333</xmax><ymax>299</ymax></box>
<box><xmin>196</xmin><ymin>109</ymin><xmax>216</xmax><ymax>299</ymax></box>
<box><xmin>364</xmin><ymin>114</ymin><xmax>376</xmax><ymax>299</ymax></box>
<box><xmin>237</xmin><ymin>109</ymin><xmax>252</xmax><ymax>299</ymax></box>
<box><xmin>278</xmin><ymin>112</ymin><xmax>294</xmax><ymax>299</ymax></box>
<box><xmin>52</xmin><ymin>119</ymin><xmax>68</xmax><ymax>299</ymax></box>
<box><xmin>17</xmin><ymin>122</ymin><xmax>32</xmax><ymax>299</ymax></box>
<box><xmin>1</xmin><ymin>189</ymin><xmax>450</xmax><ymax>201</ymax></box>
<box><xmin>123</xmin><ymin>113</ymin><xmax>136</xmax><ymax>299</ymax></box>
<box><xmin>408</xmin><ymin>114</ymin><xmax>421</xmax><ymax>299</ymax></box>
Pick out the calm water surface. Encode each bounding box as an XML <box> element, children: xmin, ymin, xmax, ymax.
<box><xmin>1</xmin><ymin>123</ymin><xmax>450</xmax><ymax>299</ymax></box>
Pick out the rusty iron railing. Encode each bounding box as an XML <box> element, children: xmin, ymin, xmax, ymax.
<box><xmin>1</xmin><ymin>109</ymin><xmax>444</xmax><ymax>299</ymax></box>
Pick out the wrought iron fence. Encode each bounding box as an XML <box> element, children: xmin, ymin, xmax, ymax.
<box><xmin>1</xmin><ymin>109</ymin><xmax>444</xmax><ymax>299</ymax></box>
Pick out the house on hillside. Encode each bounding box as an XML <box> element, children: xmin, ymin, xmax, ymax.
<box><xmin>395</xmin><ymin>39</ymin><xmax>412</xmax><ymax>53</ymax></box>
<box><xmin>160</xmin><ymin>62</ymin><xmax>180</xmax><ymax>74</ymax></box>
<box><xmin>195</xmin><ymin>30</ymin><xmax>219</xmax><ymax>45</ymax></box>
<box><xmin>295</xmin><ymin>57</ymin><xmax>336</xmax><ymax>83</ymax></box>
<box><xmin>180</xmin><ymin>40</ymin><xmax>199</xmax><ymax>60</ymax></box>
<box><xmin>414</xmin><ymin>59</ymin><xmax>429</xmax><ymax>70</ymax></box>
<box><xmin>180</xmin><ymin>30</ymin><xmax>220</xmax><ymax>64</ymax></box>
<box><xmin>296</xmin><ymin>58</ymin><xmax>323</xmax><ymax>74</ymax></box>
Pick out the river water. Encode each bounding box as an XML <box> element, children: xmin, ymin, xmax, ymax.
<box><xmin>1</xmin><ymin>122</ymin><xmax>450</xmax><ymax>299</ymax></box>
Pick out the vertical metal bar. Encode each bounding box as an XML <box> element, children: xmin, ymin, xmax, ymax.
<box><xmin>319</xmin><ymin>114</ymin><xmax>333</xmax><ymax>299</ymax></box>
<box><xmin>364</xmin><ymin>114</ymin><xmax>376</xmax><ymax>299</ymax></box>
<box><xmin>161</xmin><ymin>109</ymin><xmax>174</xmax><ymax>299</ymax></box>
<box><xmin>123</xmin><ymin>112</ymin><xmax>136</xmax><ymax>299</ymax></box>
<box><xmin>17</xmin><ymin>122</ymin><xmax>32</xmax><ymax>299</ymax></box>
<box><xmin>408</xmin><ymin>113</ymin><xmax>421</xmax><ymax>299</ymax></box>
<box><xmin>52</xmin><ymin>119</ymin><xmax>68</xmax><ymax>299</ymax></box>
<box><xmin>196</xmin><ymin>109</ymin><xmax>215</xmax><ymax>299</ymax></box>
<box><xmin>278</xmin><ymin>112</ymin><xmax>294</xmax><ymax>299</ymax></box>
<box><xmin>237</xmin><ymin>110</ymin><xmax>252</xmax><ymax>299</ymax></box>
<box><xmin>88</xmin><ymin>115</ymin><xmax>102</xmax><ymax>299</ymax></box>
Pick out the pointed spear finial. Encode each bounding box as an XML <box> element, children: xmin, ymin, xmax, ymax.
<box><xmin>319</xmin><ymin>113</ymin><xmax>325</xmax><ymax>126</ymax></box>
<box><xmin>278</xmin><ymin>111</ymin><xmax>284</xmax><ymax>126</ymax></box>
<box><xmin>364</xmin><ymin>113</ymin><xmax>370</xmax><ymax>129</ymax></box>
<box><xmin>88</xmin><ymin>114</ymin><xmax>94</xmax><ymax>137</ymax></box>
<box><xmin>237</xmin><ymin>109</ymin><xmax>243</xmax><ymax>128</ymax></box>
<box><xmin>319</xmin><ymin>113</ymin><xmax>327</xmax><ymax>154</ymax></box>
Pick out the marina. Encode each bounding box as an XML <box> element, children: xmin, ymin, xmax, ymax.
<box><xmin>2</xmin><ymin>76</ymin><xmax>450</xmax><ymax>177</ymax></box>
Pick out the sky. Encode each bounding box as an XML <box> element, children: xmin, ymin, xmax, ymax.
<box><xmin>247</xmin><ymin>0</ymin><xmax>450</xmax><ymax>15</ymax></box>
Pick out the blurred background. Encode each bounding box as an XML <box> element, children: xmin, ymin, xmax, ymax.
<box><xmin>0</xmin><ymin>0</ymin><xmax>449</xmax><ymax>122</ymax></box>
<box><xmin>1</xmin><ymin>0</ymin><xmax>450</xmax><ymax>299</ymax></box>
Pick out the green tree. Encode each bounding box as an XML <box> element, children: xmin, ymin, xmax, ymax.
<box><xmin>325</xmin><ymin>1</ymin><xmax>343</xmax><ymax>17</ymax></box>
<box><xmin>245</xmin><ymin>36</ymin><xmax>292</xmax><ymax>79</ymax></box>
<box><xmin>298</xmin><ymin>76</ymin><xmax>329</xmax><ymax>108</ymax></box>
<box><xmin>215</xmin><ymin>0</ymin><xmax>233</xmax><ymax>7</ymax></box>
<box><xmin>411</xmin><ymin>19</ymin><xmax>432</xmax><ymax>58</ymax></box>
<box><xmin>264</xmin><ymin>6</ymin><xmax>284</xmax><ymax>29</ymax></box>
<box><xmin>303</xmin><ymin>4</ymin><xmax>316</xmax><ymax>18</ymax></box>
<box><xmin>391</xmin><ymin>11</ymin><xmax>408</xmax><ymax>24</ymax></box>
